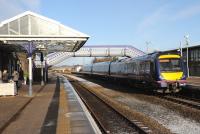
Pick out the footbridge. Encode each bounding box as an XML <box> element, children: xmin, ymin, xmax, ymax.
<box><xmin>46</xmin><ymin>45</ymin><xmax>145</xmax><ymax>66</ymax></box>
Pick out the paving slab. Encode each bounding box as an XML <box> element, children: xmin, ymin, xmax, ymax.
<box><xmin>0</xmin><ymin>84</ymin><xmax>43</xmax><ymax>132</ymax></box>
<box><xmin>2</xmin><ymin>83</ymin><xmax>56</xmax><ymax>134</ymax></box>
<box><xmin>187</xmin><ymin>77</ymin><xmax>200</xmax><ymax>89</ymax></box>
<box><xmin>0</xmin><ymin>75</ymin><xmax>100</xmax><ymax>134</ymax></box>
<box><xmin>62</xmin><ymin>77</ymin><xmax>97</xmax><ymax>134</ymax></box>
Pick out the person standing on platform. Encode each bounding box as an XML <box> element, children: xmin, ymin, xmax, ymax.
<box><xmin>2</xmin><ymin>70</ymin><xmax>8</xmax><ymax>82</ymax></box>
<box><xmin>12</xmin><ymin>70</ymin><xmax>19</xmax><ymax>89</ymax></box>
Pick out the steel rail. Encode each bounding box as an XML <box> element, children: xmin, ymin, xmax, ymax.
<box><xmin>70</xmin><ymin>81</ymin><xmax>151</xmax><ymax>134</ymax></box>
<box><xmin>156</xmin><ymin>94</ymin><xmax>200</xmax><ymax>110</ymax></box>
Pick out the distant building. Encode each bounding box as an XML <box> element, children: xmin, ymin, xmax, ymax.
<box><xmin>51</xmin><ymin>66</ymin><xmax>73</xmax><ymax>74</ymax></box>
<box><xmin>165</xmin><ymin>45</ymin><xmax>200</xmax><ymax>77</ymax></box>
<box><xmin>73</xmin><ymin>65</ymin><xmax>83</xmax><ymax>72</ymax></box>
<box><xmin>93</xmin><ymin>57</ymin><xmax>119</xmax><ymax>63</ymax></box>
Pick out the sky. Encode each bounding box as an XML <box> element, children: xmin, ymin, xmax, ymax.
<box><xmin>0</xmin><ymin>0</ymin><xmax>200</xmax><ymax>65</ymax></box>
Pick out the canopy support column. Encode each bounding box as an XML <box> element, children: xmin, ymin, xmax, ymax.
<box><xmin>44</xmin><ymin>61</ymin><xmax>47</xmax><ymax>83</ymax></box>
<box><xmin>28</xmin><ymin>42</ymin><xmax>33</xmax><ymax>96</ymax></box>
<box><xmin>28</xmin><ymin>56</ymin><xmax>32</xmax><ymax>96</ymax></box>
<box><xmin>41</xmin><ymin>63</ymin><xmax>44</xmax><ymax>85</ymax></box>
<box><xmin>41</xmin><ymin>52</ymin><xmax>44</xmax><ymax>86</ymax></box>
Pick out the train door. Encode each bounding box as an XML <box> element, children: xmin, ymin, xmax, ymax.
<box><xmin>150</xmin><ymin>60</ymin><xmax>156</xmax><ymax>80</ymax></box>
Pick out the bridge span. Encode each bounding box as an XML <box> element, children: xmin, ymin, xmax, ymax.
<box><xmin>46</xmin><ymin>45</ymin><xmax>145</xmax><ymax>66</ymax></box>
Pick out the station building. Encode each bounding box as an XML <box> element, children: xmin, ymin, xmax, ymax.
<box><xmin>0</xmin><ymin>46</ymin><xmax>25</xmax><ymax>82</ymax></box>
<box><xmin>0</xmin><ymin>11</ymin><xmax>89</xmax><ymax>96</ymax></box>
<box><xmin>165</xmin><ymin>45</ymin><xmax>200</xmax><ymax>77</ymax></box>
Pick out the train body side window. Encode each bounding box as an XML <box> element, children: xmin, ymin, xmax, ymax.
<box><xmin>133</xmin><ymin>62</ymin><xmax>137</xmax><ymax>74</ymax></box>
<box><xmin>139</xmin><ymin>62</ymin><xmax>143</xmax><ymax>73</ymax></box>
<box><xmin>150</xmin><ymin>61</ymin><xmax>155</xmax><ymax>78</ymax></box>
<box><xmin>140</xmin><ymin>62</ymin><xmax>145</xmax><ymax>73</ymax></box>
<box><xmin>127</xmin><ymin>62</ymin><xmax>133</xmax><ymax>74</ymax></box>
<box><xmin>145</xmin><ymin>62</ymin><xmax>150</xmax><ymax>73</ymax></box>
<box><xmin>137</xmin><ymin>62</ymin><xmax>139</xmax><ymax>73</ymax></box>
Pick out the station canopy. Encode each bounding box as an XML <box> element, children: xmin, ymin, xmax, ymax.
<box><xmin>0</xmin><ymin>11</ymin><xmax>89</xmax><ymax>53</ymax></box>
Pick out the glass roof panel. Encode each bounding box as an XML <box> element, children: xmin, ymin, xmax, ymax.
<box><xmin>0</xmin><ymin>24</ymin><xmax>8</xmax><ymax>34</ymax></box>
<box><xmin>20</xmin><ymin>15</ymin><xmax>28</xmax><ymax>35</ymax></box>
<box><xmin>0</xmin><ymin>11</ymin><xmax>89</xmax><ymax>52</ymax></box>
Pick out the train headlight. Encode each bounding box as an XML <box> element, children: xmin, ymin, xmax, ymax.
<box><xmin>160</xmin><ymin>81</ymin><xmax>167</xmax><ymax>87</ymax></box>
<box><xmin>181</xmin><ymin>74</ymin><xmax>186</xmax><ymax>79</ymax></box>
<box><xmin>159</xmin><ymin>75</ymin><xmax>165</xmax><ymax>80</ymax></box>
<box><xmin>180</xmin><ymin>83</ymin><xmax>186</xmax><ymax>86</ymax></box>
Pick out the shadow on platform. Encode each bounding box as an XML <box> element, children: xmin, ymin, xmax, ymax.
<box><xmin>40</xmin><ymin>77</ymin><xmax>60</xmax><ymax>134</ymax></box>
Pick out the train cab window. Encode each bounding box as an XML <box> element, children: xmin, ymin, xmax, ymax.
<box><xmin>159</xmin><ymin>59</ymin><xmax>182</xmax><ymax>72</ymax></box>
<box><xmin>139</xmin><ymin>62</ymin><xmax>144</xmax><ymax>73</ymax></box>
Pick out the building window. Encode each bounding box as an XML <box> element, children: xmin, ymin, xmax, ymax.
<box><xmin>194</xmin><ymin>49</ymin><xmax>198</xmax><ymax>62</ymax></box>
<box><xmin>190</xmin><ymin>50</ymin><xmax>194</xmax><ymax>62</ymax></box>
<box><xmin>182</xmin><ymin>51</ymin><xmax>186</xmax><ymax>62</ymax></box>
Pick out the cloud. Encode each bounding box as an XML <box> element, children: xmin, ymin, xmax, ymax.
<box><xmin>0</xmin><ymin>0</ymin><xmax>41</xmax><ymax>21</ymax></box>
<box><xmin>20</xmin><ymin>0</ymin><xmax>41</xmax><ymax>10</ymax></box>
<box><xmin>137</xmin><ymin>3</ymin><xmax>200</xmax><ymax>34</ymax></box>
<box><xmin>137</xmin><ymin>5</ymin><xmax>168</xmax><ymax>33</ymax></box>
<box><xmin>171</xmin><ymin>4</ymin><xmax>200</xmax><ymax>21</ymax></box>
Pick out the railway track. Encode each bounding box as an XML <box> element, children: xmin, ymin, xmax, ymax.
<box><xmin>172</xmin><ymin>94</ymin><xmax>200</xmax><ymax>103</ymax></box>
<box><xmin>74</xmin><ymin>74</ymin><xmax>200</xmax><ymax>111</ymax></box>
<box><xmin>157</xmin><ymin>94</ymin><xmax>200</xmax><ymax>110</ymax></box>
<box><xmin>70</xmin><ymin>81</ymin><xmax>151</xmax><ymax>134</ymax></box>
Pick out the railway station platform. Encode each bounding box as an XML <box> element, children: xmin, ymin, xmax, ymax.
<box><xmin>187</xmin><ymin>77</ymin><xmax>200</xmax><ymax>89</ymax></box>
<box><xmin>0</xmin><ymin>74</ymin><xmax>99</xmax><ymax>134</ymax></box>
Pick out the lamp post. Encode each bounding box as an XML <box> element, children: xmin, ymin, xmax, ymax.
<box><xmin>184</xmin><ymin>35</ymin><xmax>189</xmax><ymax>77</ymax></box>
<box><xmin>180</xmin><ymin>41</ymin><xmax>183</xmax><ymax>56</ymax></box>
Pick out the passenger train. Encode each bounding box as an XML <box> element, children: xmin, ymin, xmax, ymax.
<box><xmin>81</xmin><ymin>52</ymin><xmax>187</xmax><ymax>93</ymax></box>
